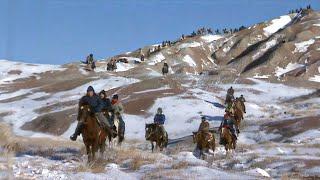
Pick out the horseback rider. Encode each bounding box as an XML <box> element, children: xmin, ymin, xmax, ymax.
<box><xmin>86</xmin><ymin>54</ymin><xmax>94</xmax><ymax>64</ymax></box>
<box><xmin>162</xmin><ymin>62</ymin><xmax>169</xmax><ymax>75</ymax></box>
<box><xmin>154</xmin><ymin>107</ymin><xmax>166</xmax><ymax>138</ymax></box>
<box><xmin>141</xmin><ymin>53</ymin><xmax>145</xmax><ymax>61</ymax></box>
<box><xmin>198</xmin><ymin>116</ymin><xmax>209</xmax><ymax>133</ymax></box>
<box><xmin>70</xmin><ymin>86</ymin><xmax>114</xmax><ymax>141</ymax></box>
<box><xmin>219</xmin><ymin>111</ymin><xmax>237</xmax><ymax>145</ymax></box>
<box><xmin>99</xmin><ymin>90</ymin><xmax>112</xmax><ymax>114</ymax></box>
<box><xmin>225</xmin><ymin>86</ymin><xmax>235</xmax><ymax>110</ymax></box>
<box><xmin>111</xmin><ymin>94</ymin><xmax>124</xmax><ymax>115</ymax></box>
<box><xmin>238</xmin><ymin>94</ymin><xmax>246</xmax><ymax>113</ymax></box>
<box><xmin>227</xmin><ymin>86</ymin><xmax>234</xmax><ymax>96</ymax></box>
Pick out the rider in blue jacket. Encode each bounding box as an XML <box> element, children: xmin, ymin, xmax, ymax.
<box><xmin>70</xmin><ymin>86</ymin><xmax>114</xmax><ymax>141</ymax></box>
<box><xmin>154</xmin><ymin>108</ymin><xmax>166</xmax><ymax>138</ymax></box>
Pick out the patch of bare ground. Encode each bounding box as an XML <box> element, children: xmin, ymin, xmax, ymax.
<box><xmin>0</xmin><ymin>67</ymin><xmax>93</xmax><ymax>93</ymax></box>
<box><xmin>106</xmin><ymin>77</ymin><xmax>186</xmax><ymax>115</ymax></box>
<box><xmin>0</xmin><ymin>111</ymin><xmax>14</xmax><ymax>121</ymax></box>
<box><xmin>262</xmin><ymin>115</ymin><xmax>320</xmax><ymax>139</ymax></box>
<box><xmin>34</xmin><ymin>100</ymin><xmax>77</xmax><ymax>114</ymax></box>
<box><xmin>7</xmin><ymin>70</ymin><xmax>22</xmax><ymax>75</ymax></box>
<box><xmin>235</xmin><ymin>78</ymin><xmax>257</xmax><ymax>85</ymax></box>
<box><xmin>21</xmin><ymin>108</ymin><xmax>77</xmax><ymax>135</ymax></box>
<box><xmin>283</xmin><ymin>89</ymin><xmax>320</xmax><ymax>103</ymax></box>
<box><xmin>0</xmin><ymin>93</ymin><xmax>32</xmax><ymax>103</ymax></box>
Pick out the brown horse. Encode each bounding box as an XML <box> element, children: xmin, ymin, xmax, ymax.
<box><xmin>192</xmin><ymin>131</ymin><xmax>215</xmax><ymax>159</ymax></box>
<box><xmin>79</xmin><ymin>104</ymin><xmax>106</xmax><ymax>162</ymax></box>
<box><xmin>221</xmin><ymin>127</ymin><xmax>236</xmax><ymax>152</ymax></box>
<box><xmin>232</xmin><ymin>98</ymin><xmax>245</xmax><ymax>134</ymax></box>
<box><xmin>145</xmin><ymin>123</ymin><xmax>168</xmax><ymax>152</ymax></box>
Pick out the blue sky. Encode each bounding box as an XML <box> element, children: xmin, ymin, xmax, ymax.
<box><xmin>0</xmin><ymin>0</ymin><xmax>319</xmax><ymax>64</ymax></box>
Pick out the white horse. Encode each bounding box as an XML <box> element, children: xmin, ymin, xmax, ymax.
<box><xmin>108</xmin><ymin>116</ymin><xmax>120</xmax><ymax>148</ymax></box>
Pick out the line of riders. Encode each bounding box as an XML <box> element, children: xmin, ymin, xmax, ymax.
<box><xmin>81</xmin><ymin>27</ymin><xmax>213</xmax><ymax>73</ymax></box>
<box><xmin>70</xmin><ymin>85</ymin><xmax>245</xmax><ymax>155</ymax></box>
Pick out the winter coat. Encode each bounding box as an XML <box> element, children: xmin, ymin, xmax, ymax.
<box><xmin>198</xmin><ymin>121</ymin><xmax>210</xmax><ymax>132</ymax></box>
<box><xmin>78</xmin><ymin>94</ymin><xmax>103</xmax><ymax>119</ymax></box>
<box><xmin>111</xmin><ymin>100</ymin><xmax>124</xmax><ymax>114</ymax></box>
<box><xmin>154</xmin><ymin>114</ymin><xmax>166</xmax><ymax>125</ymax></box>
<box><xmin>101</xmin><ymin>98</ymin><xmax>112</xmax><ymax>112</ymax></box>
<box><xmin>220</xmin><ymin>116</ymin><xmax>236</xmax><ymax>131</ymax></box>
<box><xmin>239</xmin><ymin>96</ymin><xmax>246</xmax><ymax>102</ymax></box>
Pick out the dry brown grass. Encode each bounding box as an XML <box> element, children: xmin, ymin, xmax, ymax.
<box><xmin>172</xmin><ymin>161</ymin><xmax>189</xmax><ymax>170</ymax></box>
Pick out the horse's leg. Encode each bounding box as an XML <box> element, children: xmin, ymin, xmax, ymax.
<box><xmin>151</xmin><ymin>142</ymin><xmax>154</xmax><ymax>152</ymax></box>
<box><xmin>85</xmin><ymin>144</ymin><xmax>91</xmax><ymax>162</ymax></box>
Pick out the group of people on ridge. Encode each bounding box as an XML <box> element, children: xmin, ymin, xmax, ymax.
<box><xmin>70</xmin><ymin>86</ymin><xmax>124</xmax><ymax>141</ymax></box>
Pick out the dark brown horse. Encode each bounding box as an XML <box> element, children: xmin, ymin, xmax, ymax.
<box><xmin>145</xmin><ymin>123</ymin><xmax>168</xmax><ymax>152</ymax></box>
<box><xmin>192</xmin><ymin>131</ymin><xmax>215</xmax><ymax>159</ymax></box>
<box><xmin>79</xmin><ymin>104</ymin><xmax>106</xmax><ymax>162</ymax></box>
<box><xmin>233</xmin><ymin>98</ymin><xmax>245</xmax><ymax>134</ymax></box>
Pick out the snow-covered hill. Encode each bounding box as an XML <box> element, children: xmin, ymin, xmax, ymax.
<box><xmin>0</xmin><ymin>9</ymin><xmax>320</xmax><ymax>179</ymax></box>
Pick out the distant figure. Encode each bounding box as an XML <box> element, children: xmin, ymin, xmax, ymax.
<box><xmin>181</xmin><ymin>34</ymin><xmax>185</xmax><ymax>40</ymax></box>
<box><xmin>141</xmin><ymin>54</ymin><xmax>145</xmax><ymax>62</ymax></box>
<box><xmin>162</xmin><ymin>62</ymin><xmax>169</xmax><ymax>76</ymax></box>
<box><xmin>238</xmin><ymin>95</ymin><xmax>246</xmax><ymax>113</ymax></box>
<box><xmin>147</xmin><ymin>48</ymin><xmax>152</xmax><ymax>57</ymax></box>
<box><xmin>107</xmin><ymin>58</ymin><xmax>117</xmax><ymax>71</ymax></box>
<box><xmin>86</xmin><ymin>54</ymin><xmax>94</xmax><ymax>64</ymax></box>
<box><xmin>225</xmin><ymin>86</ymin><xmax>235</xmax><ymax>107</ymax></box>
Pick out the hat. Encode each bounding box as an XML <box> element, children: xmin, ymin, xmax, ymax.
<box><xmin>157</xmin><ymin>107</ymin><xmax>163</xmax><ymax>114</ymax></box>
<box><xmin>99</xmin><ymin>90</ymin><xmax>106</xmax><ymax>96</ymax></box>
<box><xmin>112</xmin><ymin>94</ymin><xmax>119</xmax><ymax>99</ymax></box>
<box><xmin>87</xmin><ymin>86</ymin><xmax>94</xmax><ymax>92</ymax></box>
<box><xmin>201</xmin><ymin>116</ymin><xmax>206</xmax><ymax>121</ymax></box>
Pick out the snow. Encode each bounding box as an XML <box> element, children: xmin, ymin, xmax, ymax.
<box><xmin>0</xmin><ymin>76</ymin><xmax>140</xmax><ymax>137</ymax></box>
<box><xmin>182</xmin><ymin>55</ymin><xmax>197</xmax><ymax>67</ymax></box>
<box><xmin>200</xmin><ymin>34</ymin><xmax>223</xmax><ymax>43</ymax></box>
<box><xmin>145</xmin><ymin>94</ymin><xmax>224</xmax><ymax>139</ymax></box>
<box><xmin>253</xmin><ymin>74</ymin><xmax>270</xmax><ymax>79</ymax></box>
<box><xmin>309</xmin><ymin>75</ymin><xmax>320</xmax><ymax>83</ymax></box>
<box><xmin>263</xmin><ymin>15</ymin><xmax>291</xmax><ymax>36</ymax></box>
<box><xmin>313</xmin><ymin>24</ymin><xmax>320</xmax><ymax>27</ymax></box>
<box><xmin>223</xmin><ymin>45</ymin><xmax>231</xmax><ymax>53</ymax></box>
<box><xmin>148</xmin><ymin>53</ymin><xmax>165</xmax><ymax>65</ymax></box>
<box><xmin>133</xmin><ymin>86</ymin><xmax>170</xmax><ymax>94</ymax></box>
<box><xmin>115</xmin><ymin>62</ymin><xmax>136</xmax><ymax>72</ymax></box>
<box><xmin>246</xmin><ymin>168</ymin><xmax>270</xmax><ymax>177</ymax></box>
<box><xmin>294</xmin><ymin>39</ymin><xmax>315</xmax><ymax>53</ymax></box>
<box><xmin>290</xmin><ymin>129</ymin><xmax>320</xmax><ymax>143</ymax></box>
<box><xmin>178</xmin><ymin>42</ymin><xmax>201</xmax><ymax>49</ymax></box>
<box><xmin>0</xmin><ymin>59</ymin><xmax>65</xmax><ymax>84</ymax></box>
<box><xmin>252</xmin><ymin>39</ymin><xmax>277</xmax><ymax>59</ymax></box>
<box><xmin>275</xmin><ymin>63</ymin><xmax>305</xmax><ymax>77</ymax></box>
